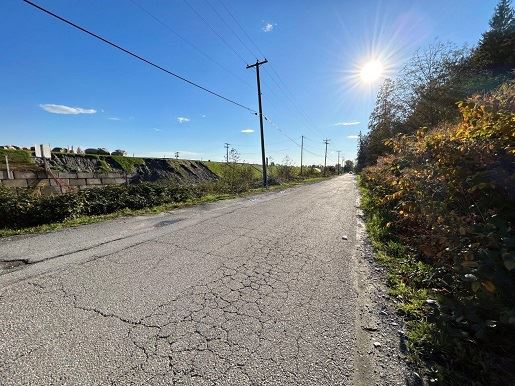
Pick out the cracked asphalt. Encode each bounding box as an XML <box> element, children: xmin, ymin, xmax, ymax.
<box><xmin>0</xmin><ymin>176</ymin><xmax>410</xmax><ymax>385</ymax></box>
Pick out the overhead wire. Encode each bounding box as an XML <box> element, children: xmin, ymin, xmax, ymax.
<box><xmin>182</xmin><ymin>0</ymin><xmax>248</xmax><ymax>65</ymax></box>
<box><xmin>215</xmin><ymin>0</ymin><xmax>326</xmax><ymax>141</ymax></box>
<box><xmin>203</xmin><ymin>0</ymin><xmax>257</xmax><ymax>61</ymax></box>
<box><xmin>21</xmin><ymin>0</ymin><xmax>256</xmax><ymax>113</ymax></box>
<box><xmin>127</xmin><ymin>0</ymin><xmax>254</xmax><ymax>89</ymax></box>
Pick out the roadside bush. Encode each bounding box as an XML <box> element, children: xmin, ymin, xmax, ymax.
<box><xmin>274</xmin><ymin>156</ymin><xmax>296</xmax><ymax>182</ymax></box>
<box><xmin>0</xmin><ymin>182</ymin><xmax>208</xmax><ymax>230</ymax></box>
<box><xmin>360</xmin><ymin>82</ymin><xmax>515</xmax><ymax>383</ymax></box>
<box><xmin>218</xmin><ymin>163</ymin><xmax>257</xmax><ymax>193</ymax></box>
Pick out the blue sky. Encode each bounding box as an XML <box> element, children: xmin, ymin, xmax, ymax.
<box><xmin>0</xmin><ymin>0</ymin><xmax>497</xmax><ymax>164</ymax></box>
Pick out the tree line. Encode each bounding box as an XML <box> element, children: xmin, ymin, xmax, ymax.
<box><xmin>357</xmin><ymin>0</ymin><xmax>514</xmax><ymax>170</ymax></box>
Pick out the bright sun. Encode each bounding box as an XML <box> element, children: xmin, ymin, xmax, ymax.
<box><xmin>360</xmin><ymin>60</ymin><xmax>383</xmax><ymax>83</ymax></box>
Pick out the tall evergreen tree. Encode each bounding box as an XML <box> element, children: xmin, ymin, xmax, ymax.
<box><xmin>473</xmin><ymin>0</ymin><xmax>515</xmax><ymax>75</ymax></box>
<box><xmin>490</xmin><ymin>0</ymin><xmax>515</xmax><ymax>32</ymax></box>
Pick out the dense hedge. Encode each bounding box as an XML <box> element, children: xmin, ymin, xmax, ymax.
<box><xmin>360</xmin><ymin>83</ymin><xmax>514</xmax><ymax>382</ymax></box>
<box><xmin>0</xmin><ymin>182</ymin><xmax>207</xmax><ymax>229</ymax></box>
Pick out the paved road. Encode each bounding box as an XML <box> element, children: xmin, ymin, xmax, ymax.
<box><xmin>0</xmin><ymin>176</ymin><xmax>407</xmax><ymax>385</ymax></box>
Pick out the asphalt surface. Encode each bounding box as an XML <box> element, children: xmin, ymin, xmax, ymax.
<box><xmin>0</xmin><ymin>176</ymin><xmax>410</xmax><ymax>385</ymax></box>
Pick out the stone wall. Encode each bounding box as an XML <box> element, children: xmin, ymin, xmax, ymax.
<box><xmin>0</xmin><ymin>170</ymin><xmax>134</xmax><ymax>195</ymax></box>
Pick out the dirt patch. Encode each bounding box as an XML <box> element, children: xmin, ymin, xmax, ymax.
<box><xmin>33</xmin><ymin>154</ymin><xmax>219</xmax><ymax>184</ymax></box>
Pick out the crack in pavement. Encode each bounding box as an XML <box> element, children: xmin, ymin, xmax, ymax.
<box><xmin>0</xmin><ymin>177</ymin><xmax>410</xmax><ymax>385</ymax></box>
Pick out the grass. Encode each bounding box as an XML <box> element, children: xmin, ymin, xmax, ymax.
<box><xmin>110</xmin><ymin>156</ymin><xmax>145</xmax><ymax>173</ymax></box>
<box><xmin>359</xmin><ymin>181</ymin><xmax>439</xmax><ymax>370</ymax></box>
<box><xmin>0</xmin><ymin>176</ymin><xmax>330</xmax><ymax>238</ymax></box>
<box><xmin>0</xmin><ymin>149</ymin><xmax>35</xmax><ymax>170</ymax></box>
<box><xmin>204</xmin><ymin>161</ymin><xmax>263</xmax><ymax>179</ymax></box>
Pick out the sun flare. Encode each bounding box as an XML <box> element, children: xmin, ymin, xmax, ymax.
<box><xmin>360</xmin><ymin>60</ymin><xmax>383</xmax><ymax>83</ymax></box>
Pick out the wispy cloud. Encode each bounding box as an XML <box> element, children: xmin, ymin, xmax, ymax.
<box><xmin>177</xmin><ymin>116</ymin><xmax>190</xmax><ymax>124</ymax></box>
<box><xmin>153</xmin><ymin>128</ymin><xmax>161</xmax><ymax>132</ymax></box>
<box><xmin>108</xmin><ymin>117</ymin><xmax>121</xmax><ymax>121</ymax></box>
<box><xmin>262</xmin><ymin>22</ymin><xmax>275</xmax><ymax>32</ymax></box>
<box><xmin>241</xmin><ymin>129</ymin><xmax>254</xmax><ymax>134</ymax></box>
<box><xmin>347</xmin><ymin>135</ymin><xmax>359</xmax><ymax>139</ymax></box>
<box><xmin>40</xmin><ymin>104</ymin><xmax>96</xmax><ymax>115</ymax></box>
<box><xmin>334</xmin><ymin>121</ymin><xmax>360</xmax><ymax>126</ymax></box>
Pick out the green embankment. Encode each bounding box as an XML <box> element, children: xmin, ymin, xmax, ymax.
<box><xmin>0</xmin><ymin>149</ymin><xmax>34</xmax><ymax>170</ymax></box>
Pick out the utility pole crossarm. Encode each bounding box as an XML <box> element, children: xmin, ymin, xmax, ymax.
<box><xmin>246</xmin><ymin>59</ymin><xmax>268</xmax><ymax>69</ymax></box>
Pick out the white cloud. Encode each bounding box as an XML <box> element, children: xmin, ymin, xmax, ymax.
<box><xmin>347</xmin><ymin>135</ymin><xmax>359</xmax><ymax>139</ymax></box>
<box><xmin>334</xmin><ymin>121</ymin><xmax>360</xmax><ymax>126</ymax></box>
<box><xmin>40</xmin><ymin>104</ymin><xmax>96</xmax><ymax>115</ymax></box>
<box><xmin>262</xmin><ymin>22</ymin><xmax>275</xmax><ymax>32</ymax></box>
<box><xmin>241</xmin><ymin>129</ymin><xmax>254</xmax><ymax>133</ymax></box>
<box><xmin>177</xmin><ymin>116</ymin><xmax>190</xmax><ymax>124</ymax></box>
<box><xmin>108</xmin><ymin>117</ymin><xmax>121</xmax><ymax>121</ymax></box>
<box><xmin>153</xmin><ymin>128</ymin><xmax>161</xmax><ymax>132</ymax></box>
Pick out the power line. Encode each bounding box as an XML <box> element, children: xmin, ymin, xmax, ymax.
<box><xmin>217</xmin><ymin>0</ymin><xmax>264</xmax><ymax>58</ymax></box>
<box><xmin>183</xmin><ymin>0</ymin><xmax>248</xmax><ymax>65</ymax></box>
<box><xmin>262</xmin><ymin>68</ymin><xmax>324</xmax><ymax>140</ymax></box>
<box><xmin>263</xmin><ymin>114</ymin><xmax>323</xmax><ymax>158</ymax></box>
<box><xmin>127</xmin><ymin>0</ymin><xmax>254</xmax><ymax>89</ymax></box>
<box><xmin>215</xmin><ymin>0</ymin><xmax>325</xmax><ymax>140</ymax></box>
<box><xmin>21</xmin><ymin>0</ymin><xmax>255</xmax><ymax>113</ymax></box>
<box><xmin>203</xmin><ymin>0</ymin><xmax>257</xmax><ymax>61</ymax></box>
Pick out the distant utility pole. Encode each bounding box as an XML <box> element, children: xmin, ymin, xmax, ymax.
<box><xmin>247</xmin><ymin>58</ymin><xmax>268</xmax><ymax>188</ymax></box>
<box><xmin>224</xmin><ymin>143</ymin><xmax>230</xmax><ymax>163</ymax></box>
<box><xmin>300</xmin><ymin>135</ymin><xmax>304</xmax><ymax>176</ymax></box>
<box><xmin>337</xmin><ymin>150</ymin><xmax>341</xmax><ymax>175</ymax></box>
<box><xmin>174</xmin><ymin>151</ymin><xmax>179</xmax><ymax>159</ymax></box>
<box><xmin>323</xmin><ymin>139</ymin><xmax>330</xmax><ymax>175</ymax></box>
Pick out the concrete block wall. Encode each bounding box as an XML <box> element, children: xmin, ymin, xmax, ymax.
<box><xmin>0</xmin><ymin>170</ymin><xmax>135</xmax><ymax>195</ymax></box>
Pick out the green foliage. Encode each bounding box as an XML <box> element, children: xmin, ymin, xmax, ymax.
<box><xmin>110</xmin><ymin>156</ymin><xmax>145</xmax><ymax>172</ymax></box>
<box><xmin>0</xmin><ymin>149</ymin><xmax>34</xmax><ymax>168</ymax></box>
<box><xmin>360</xmin><ymin>83</ymin><xmax>515</xmax><ymax>384</ymax></box>
<box><xmin>98</xmin><ymin>159</ymin><xmax>111</xmax><ymax>173</ymax></box>
<box><xmin>489</xmin><ymin>0</ymin><xmax>514</xmax><ymax>32</ymax></box>
<box><xmin>0</xmin><ymin>182</ymin><xmax>207</xmax><ymax>229</ymax></box>
<box><xmin>272</xmin><ymin>156</ymin><xmax>297</xmax><ymax>182</ymax></box>
<box><xmin>218</xmin><ymin>163</ymin><xmax>257</xmax><ymax>193</ymax></box>
<box><xmin>343</xmin><ymin>160</ymin><xmax>354</xmax><ymax>173</ymax></box>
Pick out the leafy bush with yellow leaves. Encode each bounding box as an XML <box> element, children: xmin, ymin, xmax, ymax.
<box><xmin>361</xmin><ymin>82</ymin><xmax>514</xmax><ymax>382</ymax></box>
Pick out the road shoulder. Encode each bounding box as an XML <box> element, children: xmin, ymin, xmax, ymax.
<box><xmin>353</xmin><ymin>199</ymin><xmax>419</xmax><ymax>385</ymax></box>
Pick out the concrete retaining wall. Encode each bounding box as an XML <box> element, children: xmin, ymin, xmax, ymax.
<box><xmin>0</xmin><ymin>170</ymin><xmax>135</xmax><ymax>195</ymax></box>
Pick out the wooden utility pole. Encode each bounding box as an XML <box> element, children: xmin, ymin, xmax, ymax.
<box><xmin>300</xmin><ymin>135</ymin><xmax>304</xmax><ymax>176</ymax></box>
<box><xmin>337</xmin><ymin>150</ymin><xmax>341</xmax><ymax>175</ymax></box>
<box><xmin>4</xmin><ymin>155</ymin><xmax>11</xmax><ymax>179</ymax></box>
<box><xmin>224</xmin><ymin>143</ymin><xmax>230</xmax><ymax>163</ymax></box>
<box><xmin>247</xmin><ymin>59</ymin><xmax>268</xmax><ymax>188</ymax></box>
<box><xmin>323</xmin><ymin>139</ymin><xmax>330</xmax><ymax>175</ymax></box>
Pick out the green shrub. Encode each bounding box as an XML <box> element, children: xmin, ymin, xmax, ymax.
<box><xmin>0</xmin><ymin>182</ymin><xmax>208</xmax><ymax>229</ymax></box>
<box><xmin>360</xmin><ymin>82</ymin><xmax>515</xmax><ymax>383</ymax></box>
<box><xmin>218</xmin><ymin>163</ymin><xmax>257</xmax><ymax>193</ymax></box>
